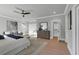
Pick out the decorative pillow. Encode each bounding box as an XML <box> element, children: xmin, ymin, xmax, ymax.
<box><xmin>0</xmin><ymin>35</ymin><xmax>4</xmax><ymax>39</ymax></box>
<box><xmin>13</xmin><ymin>36</ymin><xmax>23</xmax><ymax>39</ymax></box>
<box><xmin>6</xmin><ymin>34</ymin><xmax>23</xmax><ymax>39</ymax></box>
<box><xmin>16</xmin><ymin>36</ymin><xmax>23</xmax><ymax>38</ymax></box>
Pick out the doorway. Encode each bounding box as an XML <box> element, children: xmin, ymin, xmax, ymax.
<box><xmin>53</xmin><ymin>22</ymin><xmax>61</xmax><ymax>40</ymax></box>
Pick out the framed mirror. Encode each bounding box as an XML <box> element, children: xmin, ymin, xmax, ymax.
<box><xmin>39</xmin><ymin>22</ymin><xmax>48</xmax><ymax>31</ymax></box>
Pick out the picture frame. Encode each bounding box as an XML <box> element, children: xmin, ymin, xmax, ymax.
<box><xmin>7</xmin><ymin>20</ymin><xmax>18</xmax><ymax>32</ymax></box>
<box><xmin>39</xmin><ymin>22</ymin><xmax>48</xmax><ymax>31</ymax></box>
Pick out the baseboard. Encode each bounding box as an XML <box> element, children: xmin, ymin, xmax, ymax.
<box><xmin>65</xmin><ymin>39</ymin><xmax>74</xmax><ymax>55</ymax></box>
<box><xmin>64</xmin><ymin>40</ymin><xmax>72</xmax><ymax>55</ymax></box>
<box><xmin>50</xmin><ymin>36</ymin><xmax>58</xmax><ymax>40</ymax></box>
<box><xmin>59</xmin><ymin>40</ymin><xmax>66</xmax><ymax>43</ymax></box>
<box><xmin>58</xmin><ymin>38</ymin><xmax>65</xmax><ymax>42</ymax></box>
<box><xmin>67</xmin><ymin>44</ymin><xmax>72</xmax><ymax>55</ymax></box>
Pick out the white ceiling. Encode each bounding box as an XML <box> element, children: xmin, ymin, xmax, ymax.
<box><xmin>0</xmin><ymin>4</ymin><xmax>66</xmax><ymax>21</ymax></box>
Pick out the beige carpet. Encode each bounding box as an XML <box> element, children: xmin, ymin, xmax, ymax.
<box><xmin>16</xmin><ymin>38</ymin><xmax>48</xmax><ymax>55</ymax></box>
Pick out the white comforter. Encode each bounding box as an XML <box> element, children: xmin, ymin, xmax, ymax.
<box><xmin>0</xmin><ymin>36</ymin><xmax>30</xmax><ymax>55</ymax></box>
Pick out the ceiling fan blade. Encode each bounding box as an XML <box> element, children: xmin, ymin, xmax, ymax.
<box><xmin>25</xmin><ymin>12</ymin><xmax>30</xmax><ymax>14</ymax></box>
<box><xmin>14</xmin><ymin>10</ymin><xmax>21</xmax><ymax>14</ymax></box>
<box><xmin>16</xmin><ymin>7</ymin><xmax>23</xmax><ymax>11</ymax></box>
<box><xmin>22</xmin><ymin>10</ymin><xmax>25</xmax><ymax>13</ymax></box>
<box><xmin>22</xmin><ymin>12</ymin><xmax>30</xmax><ymax>14</ymax></box>
<box><xmin>24</xmin><ymin>10</ymin><xmax>32</xmax><ymax>13</ymax></box>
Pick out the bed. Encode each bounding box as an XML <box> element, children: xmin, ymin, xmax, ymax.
<box><xmin>0</xmin><ymin>35</ymin><xmax>30</xmax><ymax>55</ymax></box>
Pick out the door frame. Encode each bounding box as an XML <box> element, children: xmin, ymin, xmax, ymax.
<box><xmin>53</xmin><ymin>22</ymin><xmax>60</xmax><ymax>40</ymax></box>
<box><xmin>51</xmin><ymin>20</ymin><xmax>61</xmax><ymax>40</ymax></box>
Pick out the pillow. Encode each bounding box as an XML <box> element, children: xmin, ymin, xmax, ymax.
<box><xmin>15</xmin><ymin>36</ymin><xmax>23</xmax><ymax>38</ymax></box>
<box><xmin>6</xmin><ymin>34</ymin><xmax>23</xmax><ymax>39</ymax></box>
<box><xmin>0</xmin><ymin>35</ymin><xmax>4</xmax><ymax>39</ymax></box>
<box><xmin>13</xmin><ymin>36</ymin><xmax>23</xmax><ymax>39</ymax></box>
<box><xmin>4</xmin><ymin>35</ymin><xmax>15</xmax><ymax>40</ymax></box>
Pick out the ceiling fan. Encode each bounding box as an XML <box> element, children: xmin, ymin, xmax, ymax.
<box><xmin>14</xmin><ymin>7</ymin><xmax>31</xmax><ymax>17</ymax></box>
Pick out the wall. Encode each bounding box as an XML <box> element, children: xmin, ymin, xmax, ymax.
<box><xmin>0</xmin><ymin>17</ymin><xmax>7</xmax><ymax>34</ymax></box>
<box><xmin>18</xmin><ymin>22</ymin><xmax>28</xmax><ymax>35</ymax></box>
<box><xmin>37</xmin><ymin>15</ymin><xmax>65</xmax><ymax>40</ymax></box>
<box><xmin>0</xmin><ymin>16</ymin><xmax>19</xmax><ymax>35</ymax></box>
<box><xmin>7</xmin><ymin>21</ymin><xmax>18</xmax><ymax>32</ymax></box>
<box><xmin>65</xmin><ymin>4</ymin><xmax>76</xmax><ymax>54</ymax></box>
<box><xmin>0</xmin><ymin>16</ymin><xmax>29</xmax><ymax>35</ymax></box>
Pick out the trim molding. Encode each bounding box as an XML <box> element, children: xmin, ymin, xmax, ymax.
<box><xmin>64</xmin><ymin>4</ymin><xmax>69</xmax><ymax>15</ymax></box>
<box><xmin>0</xmin><ymin>14</ymin><xmax>21</xmax><ymax>22</ymax></box>
<box><xmin>67</xmin><ymin>44</ymin><xmax>72</xmax><ymax>55</ymax></box>
<box><xmin>28</xmin><ymin>13</ymin><xmax>64</xmax><ymax>20</ymax></box>
<box><xmin>0</xmin><ymin>14</ymin><xmax>15</xmax><ymax>20</ymax></box>
<box><xmin>0</xmin><ymin>13</ymin><xmax>64</xmax><ymax>22</ymax></box>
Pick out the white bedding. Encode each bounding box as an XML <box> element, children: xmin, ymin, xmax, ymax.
<box><xmin>0</xmin><ymin>36</ymin><xmax>30</xmax><ymax>55</ymax></box>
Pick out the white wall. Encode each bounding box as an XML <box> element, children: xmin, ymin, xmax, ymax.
<box><xmin>65</xmin><ymin>4</ymin><xmax>76</xmax><ymax>55</ymax></box>
<box><xmin>0</xmin><ymin>16</ymin><xmax>29</xmax><ymax>35</ymax></box>
<box><xmin>65</xmin><ymin>14</ymin><xmax>73</xmax><ymax>54</ymax></box>
<box><xmin>18</xmin><ymin>22</ymin><xmax>28</xmax><ymax>35</ymax></box>
<box><xmin>0</xmin><ymin>17</ymin><xmax>7</xmax><ymax>34</ymax></box>
<box><xmin>0</xmin><ymin>16</ymin><xmax>19</xmax><ymax>35</ymax></box>
<box><xmin>65</xmin><ymin>5</ymin><xmax>73</xmax><ymax>54</ymax></box>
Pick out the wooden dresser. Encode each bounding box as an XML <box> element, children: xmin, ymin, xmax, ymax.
<box><xmin>37</xmin><ymin>31</ymin><xmax>50</xmax><ymax>39</ymax></box>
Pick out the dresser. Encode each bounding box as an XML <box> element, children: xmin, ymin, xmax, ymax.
<box><xmin>37</xmin><ymin>31</ymin><xmax>50</xmax><ymax>39</ymax></box>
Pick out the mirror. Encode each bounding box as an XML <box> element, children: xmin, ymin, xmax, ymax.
<box><xmin>39</xmin><ymin>22</ymin><xmax>48</xmax><ymax>31</ymax></box>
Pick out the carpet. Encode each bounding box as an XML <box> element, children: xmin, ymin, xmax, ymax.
<box><xmin>16</xmin><ymin>38</ymin><xmax>48</xmax><ymax>55</ymax></box>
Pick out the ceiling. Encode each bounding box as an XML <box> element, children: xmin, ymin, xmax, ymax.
<box><xmin>0</xmin><ymin>4</ymin><xmax>66</xmax><ymax>22</ymax></box>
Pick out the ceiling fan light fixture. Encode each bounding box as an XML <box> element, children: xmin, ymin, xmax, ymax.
<box><xmin>14</xmin><ymin>7</ymin><xmax>31</xmax><ymax>17</ymax></box>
